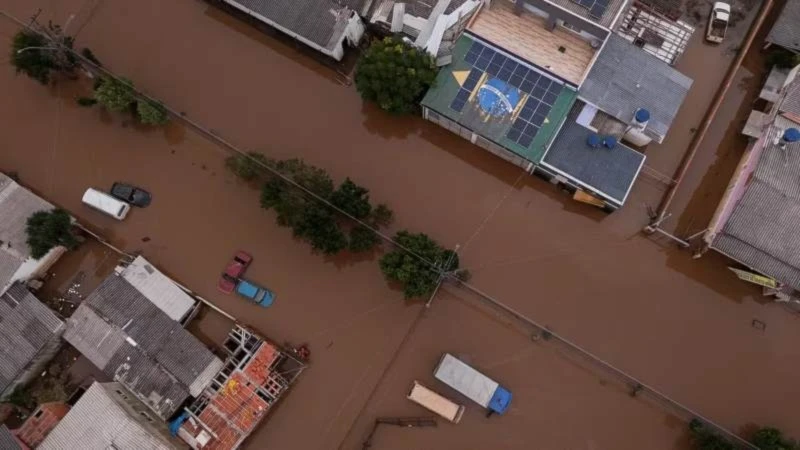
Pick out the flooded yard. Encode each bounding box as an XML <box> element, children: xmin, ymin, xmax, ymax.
<box><xmin>0</xmin><ymin>0</ymin><xmax>798</xmax><ymax>448</ymax></box>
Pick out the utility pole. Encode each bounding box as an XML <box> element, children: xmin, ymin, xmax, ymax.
<box><xmin>425</xmin><ymin>244</ymin><xmax>460</xmax><ymax>308</ymax></box>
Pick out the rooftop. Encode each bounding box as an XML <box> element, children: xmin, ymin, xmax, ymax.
<box><xmin>422</xmin><ymin>34</ymin><xmax>578</xmax><ymax>163</ymax></box>
<box><xmin>766</xmin><ymin>0</ymin><xmax>800</xmax><ymax>53</ymax></box>
<box><xmin>543</xmin><ymin>0</ymin><xmax>628</xmax><ymax>28</ymax></box>
<box><xmin>39</xmin><ymin>382</ymin><xmax>178</xmax><ymax>450</ymax></box>
<box><xmin>14</xmin><ymin>402</ymin><xmax>71</xmax><ymax>448</ymax></box>
<box><xmin>615</xmin><ymin>3</ymin><xmax>694</xmax><ymax>65</ymax></box>
<box><xmin>467</xmin><ymin>0</ymin><xmax>598</xmax><ymax>85</ymax></box>
<box><xmin>711</xmin><ymin>115</ymin><xmax>800</xmax><ymax>290</ymax></box>
<box><xmin>116</xmin><ymin>256</ymin><xmax>196</xmax><ymax>322</ymax></box>
<box><xmin>579</xmin><ymin>33</ymin><xmax>692</xmax><ymax>142</ymax></box>
<box><xmin>0</xmin><ymin>283</ymin><xmax>65</xmax><ymax>395</ymax></box>
<box><xmin>0</xmin><ymin>425</ymin><xmax>25</xmax><ymax>450</ymax></box>
<box><xmin>541</xmin><ymin>100</ymin><xmax>645</xmax><ymax>205</ymax></box>
<box><xmin>0</xmin><ymin>173</ymin><xmax>56</xmax><ymax>293</ymax></box>
<box><xmin>64</xmin><ymin>275</ymin><xmax>223</xmax><ymax>419</ymax></box>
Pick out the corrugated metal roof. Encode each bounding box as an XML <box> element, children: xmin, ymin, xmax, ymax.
<box><xmin>65</xmin><ymin>276</ymin><xmax>223</xmax><ymax>419</ymax></box>
<box><xmin>39</xmin><ymin>382</ymin><xmax>178</xmax><ymax>450</ymax></box>
<box><xmin>579</xmin><ymin>34</ymin><xmax>692</xmax><ymax>141</ymax></box>
<box><xmin>0</xmin><ymin>173</ymin><xmax>56</xmax><ymax>291</ymax></box>
<box><xmin>0</xmin><ymin>283</ymin><xmax>64</xmax><ymax>394</ymax></box>
<box><xmin>0</xmin><ymin>425</ymin><xmax>24</xmax><ymax>450</ymax></box>
<box><xmin>222</xmin><ymin>0</ymin><xmax>367</xmax><ymax>51</ymax></box>
<box><xmin>118</xmin><ymin>256</ymin><xmax>195</xmax><ymax>322</ymax></box>
<box><xmin>712</xmin><ymin>115</ymin><xmax>800</xmax><ymax>289</ymax></box>
<box><xmin>779</xmin><ymin>80</ymin><xmax>800</xmax><ymax>117</ymax></box>
<box><xmin>766</xmin><ymin>0</ymin><xmax>800</xmax><ymax>53</ymax></box>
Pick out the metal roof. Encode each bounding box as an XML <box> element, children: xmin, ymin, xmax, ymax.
<box><xmin>221</xmin><ymin>0</ymin><xmax>367</xmax><ymax>53</ymax></box>
<box><xmin>118</xmin><ymin>256</ymin><xmax>195</xmax><ymax>322</ymax></box>
<box><xmin>0</xmin><ymin>173</ymin><xmax>56</xmax><ymax>292</ymax></box>
<box><xmin>64</xmin><ymin>276</ymin><xmax>222</xmax><ymax>419</ymax></box>
<box><xmin>434</xmin><ymin>353</ymin><xmax>498</xmax><ymax>407</ymax></box>
<box><xmin>712</xmin><ymin>116</ymin><xmax>800</xmax><ymax>290</ymax></box>
<box><xmin>39</xmin><ymin>382</ymin><xmax>178</xmax><ymax>450</ymax></box>
<box><xmin>0</xmin><ymin>283</ymin><xmax>64</xmax><ymax>394</ymax></box>
<box><xmin>542</xmin><ymin>101</ymin><xmax>645</xmax><ymax>205</ymax></box>
<box><xmin>766</xmin><ymin>0</ymin><xmax>800</xmax><ymax>53</ymax></box>
<box><xmin>579</xmin><ymin>34</ymin><xmax>692</xmax><ymax>141</ymax></box>
<box><xmin>779</xmin><ymin>79</ymin><xmax>800</xmax><ymax>117</ymax></box>
<box><xmin>0</xmin><ymin>425</ymin><xmax>24</xmax><ymax>450</ymax></box>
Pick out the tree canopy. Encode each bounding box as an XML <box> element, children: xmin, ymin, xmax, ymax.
<box><xmin>94</xmin><ymin>77</ymin><xmax>136</xmax><ymax>112</ymax></box>
<box><xmin>25</xmin><ymin>209</ymin><xmax>78</xmax><ymax>259</ymax></box>
<box><xmin>136</xmin><ymin>99</ymin><xmax>169</xmax><ymax>125</ymax></box>
<box><xmin>379</xmin><ymin>231</ymin><xmax>458</xmax><ymax>298</ymax></box>
<box><xmin>355</xmin><ymin>37</ymin><xmax>438</xmax><ymax>114</ymax></box>
<box><xmin>751</xmin><ymin>427</ymin><xmax>798</xmax><ymax>450</ymax></box>
<box><xmin>10</xmin><ymin>28</ymin><xmax>78</xmax><ymax>85</ymax></box>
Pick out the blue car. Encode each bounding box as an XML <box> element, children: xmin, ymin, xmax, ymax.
<box><xmin>235</xmin><ymin>279</ymin><xmax>275</xmax><ymax>307</ymax></box>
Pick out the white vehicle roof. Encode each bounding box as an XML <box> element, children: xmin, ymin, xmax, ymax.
<box><xmin>82</xmin><ymin>188</ymin><xmax>129</xmax><ymax>219</ymax></box>
<box><xmin>434</xmin><ymin>353</ymin><xmax>498</xmax><ymax>407</ymax></box>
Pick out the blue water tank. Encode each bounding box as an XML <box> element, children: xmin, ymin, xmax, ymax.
<box><xmin>587</xmin><ymin>134</ymin><xmax>602</xmax><ymax>148</ymax></box>
<box><xmin>602</xmin><ymin>136</ymin><xmax>617</xmax><ymax>149</ymax></box>
<box><xmin>783</xmin><ymin>128</ymin><xmax>800</xmax><ymax>143</ymax></box>
<box><xmin>635</xmin><ymin>108</ymin><xmax>651</xmax><ymax>123</ymax></box>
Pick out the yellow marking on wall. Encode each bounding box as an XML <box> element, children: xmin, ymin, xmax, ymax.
<box><xmin>728</xmin><ymin>267</ymin><xmax>779</xmax><ymax>288</ymax></box>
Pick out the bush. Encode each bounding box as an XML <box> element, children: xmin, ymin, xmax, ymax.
<box><xmin>355</xmin><ymin>37</ymin><xmax>438</xmax><ymax>114</ymax></box>
<box><xmin>751</xmin><ymin>427</ymin><xmax>798</xmax><ymax>450</ymax></box>
<box><xmin>25</xmin><ymin>209</ymin><xmax>78</xmax><ymax>259</ymax></box>
<box><xmin>76</xmin><ymin>97</ymin><xmax>97</xmax><ymax>107</ymax></box>
<box><xmin>11</xmin><ymin>31</ymin><xmax>55</xmax><ymax>84</ymax></box>
<box><xmin>766</xmin><ymin>48</ymin><xmax>800</xmax><ymax>69</ymax></box>
<box><xmin>688</xmin><ymin>419</ymin><xmax>734</xmax><ymax>450</ymax></box>
<box><xmin>226</xmin><ymin>152</ymin><xmax>271</xmax><ymax>181</ymax></box>
<box><xmin>379</xmin><ymin>231</ymin><xmax>458</xmax><ymax>298</ymax></box>
<box><xmin>94</xmin><ymin>77</ymin><xmax>136</xmax><ymax>112</ymax></box>
<box><xmin>136</xmin><ymin>99</ymin><xmax>169</xmax><ymax>125</ymax></box>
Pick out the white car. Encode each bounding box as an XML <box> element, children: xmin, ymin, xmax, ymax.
<box><xmin>706</xmin><ymin>2</ymin><xmax>731</xmax><ymax>43</ymax></box>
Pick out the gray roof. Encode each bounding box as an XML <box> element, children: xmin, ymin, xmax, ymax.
<box><xmin>542</xmin><ymin>101</ymin><xmax>645</xmax><ymax>205</ymax></box>
<box><xmin>712</xmin><ymin>115</ymin><xmax>800</xmax><ymax>290</ymax></box>
<box><xmin>580</xmin><ymin>34</ymin><xmax>693</xmax><ymax>141</ymax></box>
<box><xmin>118</xmin><ymin>256</ymin><xmax>196</xmax><ymax>322</ymax></box>
<box><xmin>0</xmin><ymin>173</ymin><xmax>55</xmax><ymax>291</ymax></box>
<box><xmin>0</xmin><ymin>283</ymin><xmax>64</xmax><ymax>394</ymax></box>
<box><xmin>403</xmin><ymin>0</ymin><xmax>469</xmax><ymax>18</ymax></box>
<box><xmin>39</xmin><ymin>382</ymin><xmax>178</xmax><ymax>450</ymax></box>
<box><xmin>766</xmin><ymin>0</ymin><xmax>800</xmax><ymax>53</ymax></box>
<box><xmin>779</xmin><ymin>80</ymin><xmax>800</xmax><ymax>116</ymax></box>
<box><xmin>0</xmin><ymin>425</ymin><xmax>24</xmax><ymax>450</ymax></box>
<box><xmin>64</xmin><ymin>275</ymin><xmax>223</xmax><ymax>419</ymax></box>
<box><xmin>222</xmin><ymin>0</ymin><xmax>367</xmax><ymax>52</ymax></box>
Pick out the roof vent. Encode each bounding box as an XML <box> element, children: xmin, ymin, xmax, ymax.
<box><xmin>587</xmin><ymin>133</ymin><xmax>602</xmax><ymax>148</ymax></box>
<box><xmin>783</xmin><ymin>128</ymin><xmax>800</xmax><ymax>143</ymax></box>
<box><xmin>602</xmin><ymin>136</ymin><xmax>617</xmax><ymax>149</ymax></box>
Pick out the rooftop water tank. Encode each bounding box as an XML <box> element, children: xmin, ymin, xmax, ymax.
<box><xmin>783</xmin><ymin>128</ymin><xmax>800</xmax><ymax>143</ymax></box>
<box><xmin>634</xmin><ymin>109</ymin><xmax>651</xmax><ymax>123</ymax></box>
<box><xmin>602</xmin><ymin>136</ymin><xmax>617</xmax><ymax>149</ymax></box>
<box><xmin>587</xmin><ymin>134</ymin><xmax>602</xmax><ymax>148</ymax></box>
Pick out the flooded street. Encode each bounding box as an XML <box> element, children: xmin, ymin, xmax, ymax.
<box><xmin>1</xmin><ymin>0</ymin><xmax>799</xmax><ymax>448</ymax></box>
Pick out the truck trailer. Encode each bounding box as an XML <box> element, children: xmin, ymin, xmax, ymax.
<box><xmin>433</xmin><ymin>353</ymin><xmax>512</xmax><ymax>415</ymax></box>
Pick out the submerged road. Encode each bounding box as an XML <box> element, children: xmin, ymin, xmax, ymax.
<box><xmin>0</xmin><ymin>0</ymin><xmax>797</xmax><ymax>448</ymax></box>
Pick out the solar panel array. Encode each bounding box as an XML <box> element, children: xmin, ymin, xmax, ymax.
<box><xmin>455</xmin><ymin>40</ymin><xmax>565</xmax><ymax>148</ymax></box>
<box><xmin>571</xmin><ymin>0</ymin><xmax>610</xmax><ymax>19</ymax></box>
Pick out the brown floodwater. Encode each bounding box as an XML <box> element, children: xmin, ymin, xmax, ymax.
<box><xmin>1</xmin><ymin>0</ymin><xmax>798</xmax><ymax>449</ymax></box>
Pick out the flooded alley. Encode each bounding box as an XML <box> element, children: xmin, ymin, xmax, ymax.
<box><xmin>0</xmin><ymin>0</ymin><xmax>798</xmax><ymax>449</ymax></box>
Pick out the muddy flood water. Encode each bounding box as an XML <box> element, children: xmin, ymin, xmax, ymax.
<box><xmin>1</xmin><ymin>0</ymin><xmax>799</xmax><ymax>449</ymax></box>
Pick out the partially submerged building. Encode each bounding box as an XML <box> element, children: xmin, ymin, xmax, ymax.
<box><xmin>702</xmin><ymin>68</ymin><xmax>800</xmax><ymax>299</ymax></box>
<box><xmin>0</xmin><ymin>283</ymin><xmax>65</xmax><ymax>401</ymax></box>
<box><xmin>764</xmin><ymin>0</ymin><xmax>800</xmax><ymax>54</ymax></box>
<box><xmin>0</xmin><ymin>173</ymin><xmax>66</xmax><ymax>295</ymax></box>
<box><xmin>64</xmin><ymin>275</ymin><xmax>223</xmax><ymax>420</ymax></box>
<box><xmin>39</xmin><ymin>382</ymin><xmax>181</xmax><ymax>449</ymax></box>
<box><xmin>421</xmin><ymin>0</ymin><xmax>693</xmax><ymax>210</ymax></box>
<box><xmin>217</xmin><ymin>0</ymin><xmax>368</xmax><ymax>60</ymax></box>
<box><xmin>175</xmin><ymin>325</ymin><xmax>304</xmax><ymax>449</ymax></box>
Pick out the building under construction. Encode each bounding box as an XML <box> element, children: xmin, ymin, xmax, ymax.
<box><xmin>173</xmin><ymin>325</ymin><xmax>305</xmax><ymax>449</ymax></box>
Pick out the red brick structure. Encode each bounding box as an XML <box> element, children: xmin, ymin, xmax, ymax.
<box><xmin>14</xmin><ymin>403</ymin><xmax>70</xmax><ymax>448</ymax></box>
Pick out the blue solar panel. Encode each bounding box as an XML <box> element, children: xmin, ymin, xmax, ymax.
<box><xmin>519</xmin><ymin>133</ymin><xmax>534</xmax><ymax>147</ymax></box>
<box><xmin>571</xmin><ymin>0</ymin><xmax>608</xmax><ymax>20</ymax></box>
<box><xmin>463</xmin><ymin>70</ymin><xmax>481</xmax><ymax>90</ymax></box>
<box><xmin>465</xmin><ymin>50</ymin><xmax>480</xmax><ymax>64</ymax></box>
<box><xmin>589</xmin><ymin>4</ymin><xmax>605</xmax><ymax>18</ymax></box>
<box><xmin>450</xmin><ymin>89</ymin><xmax>470</xmax><ymax>112</ymax></box>
<box><xmin>507</xmin><ymin>128</ymin><xmax>521</xmax><ymax>141</ymax></box>
<box><xmin>543</xmin><ymin>91</ymin><xmax>558</xmax><ymax>105</ymax></box>
<box><xmin>513</xmin><ymin>65</ymin><xmax>529</xmax><ymax>79</ymax></box>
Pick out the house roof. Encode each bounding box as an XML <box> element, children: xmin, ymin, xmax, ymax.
<box><xmin>64</xmin><ymin>276</ymin><xmax>222</xmax><ymax>419</ymax></box>
<box><xmin>579</xmin><ymin>34</ymin><xmax>693</xmax><ymax>141</ymax></box>
<box><xmin>0</xmin><ymin>173</ymin><xmax>55</xmax><ymax>292</ymax></box>
<box><xmin>221</xmin><ymin>0</ymin><xmax>367</xmax><ymax>54</ymax></box>
<box><xmin>766</xmin><ymin>0</ymin><xmax>800</xmax><ymax>53</ymax></box>
<box><xmin>0</xmin><ymin>425</ymin><xmax>25</xmax><ymax>450</ymax></box>
<box><xmin>0</xmin><ymin>283</ymin><xmax>64</xmax><ymax>394</ymax></box>
<box><xmin>779</xmin><ymin>79</ymin><xmax>800</xmax><ymax>117</ymax></box>
<box><xmin>117</xmin><ymin>256</ymin><xmax>196</xmax><ymax>322</ymax></box>
<box><xmin>711</xmin><ymin>116</ymin><xmax>800</xmax><ymax>290</ymax></box>
<box><xmin>541</xmin><ymin>101</ymin><xmax>645</xmax><ymax>205</ymax></box>
<box><xmin>39</xmin><ymin>382</ymin><xmax>178</xmax><ymax>450</ymax></box>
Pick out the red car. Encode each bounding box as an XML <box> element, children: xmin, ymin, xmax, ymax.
<box><xmin>217</xmin><ymin>251</ymin><xmax>253</xmax><ymax>293</ymax></box>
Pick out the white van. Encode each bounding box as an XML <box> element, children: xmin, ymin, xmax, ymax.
<box><xmin>407</xmin><ymin>380</ymin><xmax>465</xmax><ymax>423</ymax></box>
<box><xmin>82</xmin><ymin>188</ymin><xmax>131</xmax><ymax>220</ymax></box>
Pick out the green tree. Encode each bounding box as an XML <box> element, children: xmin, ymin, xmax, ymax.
<box><xmin>751</xmin><ymin>427</ymin><xmax>798</xmax><ymax>450</ymax></box>
<box><xmin>25</xmin><ymin>209</ymin><xmax>78</xmax><ymax>259</ymax></box>
<box><xmin>136</xmin><ymin>99</ymin><xmax>169</xmax><ymax>125</ymax></box>
<box><xmin>226</xmin><ymin>152</ymin><xmax>270</xmax><ymax>181</ymax></box>
<box><xmin>94</xmin><ymin>77</ymin><xmax>136</xmax><ymax>112</ymax></box>
<box><xmin>349</xmin><ymin>225</ymin><xmax>380</xmax><ymax>252</ymax></box>
<box><xmin>294</xmin><ymin>204</ymin><xmax>348</xmax><ymax>255</ymax></box>
<box><xmin>688</xmin><ymin>419</ymin><xmax>734</xmax><ymax>450</ymax></box>
<box><xmin>355</xmin><ymin>37</ymin><xmax>437</xmax><ymax>114</ymax></box>
<box><xmin>331</xmin><ymin>178</ymin><xmax>372</xmax><ymax>219</ymax></box>
<box><xmin>766</xmin><ymin>48</ymin><xmax>800</xmax><ymax>69</ymax></box>
<box><xmin>261</xmin><ymin>158</ymin><xmax>334</xmax><ymax>228</ymax></box>
<box><xmin>371</xmin><ymin>203</ymin><xmax>394</xmax><ymax>227</ymax></box>
<box><xmin>11</xmin><ymin>31</ymin><xmax>56</xmax><ymax>84</ymax></box>
<box><xmin>379</xmin><ymin>231</ymin><xmax>458</xmax><ymax>298</ymax></box>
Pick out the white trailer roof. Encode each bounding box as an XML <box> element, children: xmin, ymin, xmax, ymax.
<box><xmin>434</xmin><ymin>353</ymin><xmax>498</xmax><ymax>407</ymax></box>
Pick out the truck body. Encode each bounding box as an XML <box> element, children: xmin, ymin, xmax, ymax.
<box><xmin>705</xmin><ymin>2</ymin><xmax>730</xmax><ymax>43</ymax></box>
<box><xmin>235</xmin><ymin>279</ymin><xmax>275</xmax><ymax>307</ymax></box>
<box><xmin>433</xmin><ymin>353</ymin><xmax>512</xmax><ymax>414</ymax></box>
